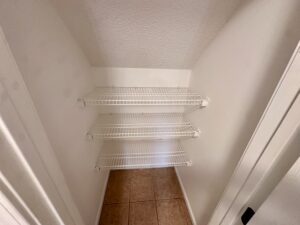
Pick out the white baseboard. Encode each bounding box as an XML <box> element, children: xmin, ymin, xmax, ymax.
<box><xmin>175</xmin><ymin>168</ymin><xmax>197</xmax><ymax>225</ymax></box>
<box><xmin>94</xmin><ymin>170</ymin><xmax>110</xmax><ymax>225</ymax></box>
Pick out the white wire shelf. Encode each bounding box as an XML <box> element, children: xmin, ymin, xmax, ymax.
<box><xmin>96</xmin><ymin>140</ymin><xmax>192</xmax><ymax>169</ymax></box>
<box><xmin>79</xmin><ymin>87</ymin><xmax>208</xmax><ymax>107</ymax></box>
<box><xmin>93</xmin><ymin>113</ymin><xmax>187</xmax><ymax>125</ymax></box>
<box><xmin>87</xmin><ymin>113</ymin><xmax>200</xmax><ymax>140</ymax></box>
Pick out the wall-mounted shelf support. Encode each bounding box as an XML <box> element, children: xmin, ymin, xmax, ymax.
<box><xmin>200</xmin><ymin>97</ymin><xmax>210</xmax><ymax>108</ymax></box>
<box><xmin>193</xmin><ymin>128</ymin><xmax>201</xmax><ymax>138</ymax></box>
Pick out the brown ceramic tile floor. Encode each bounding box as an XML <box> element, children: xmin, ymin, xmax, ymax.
<box><xmin>99</xmin><ymin>167</ymin><xmax>192</xmax><ymax>225</ymax></box>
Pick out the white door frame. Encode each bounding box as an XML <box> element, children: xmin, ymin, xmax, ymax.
<box><xmin>208</xmin><ymin>41</ymin><xmax>300</xmax><ymax>225</ymax></box>
<box><xmin>0</xmin><ymin>27</ymin><xmax>84</xmax><ymax>225</ymax></box>
<box><xmin>249</xmin><ymin>154</ymin><xmax>300</xmax><ymax>224</ymax></box>
<box><xmin>0</xmin><ymin>190</ymin><xmax>30</xmax><ymax>225</ymax></box>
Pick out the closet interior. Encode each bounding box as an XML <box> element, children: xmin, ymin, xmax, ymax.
<box><xmin>0</xmin><ymin>0</ymin><xmax>299</xmax><ymax>225</ymax></box>
<box><xmin>79</xmin><ymin>87</ymin><xmax>208</xmax><ymax>169</ymax></box>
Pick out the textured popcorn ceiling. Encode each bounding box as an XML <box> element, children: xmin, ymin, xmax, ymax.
<box><xmin>50</xmin><ymin>0</ymin><xmax>242</xmax><ymax>69</ymax></box>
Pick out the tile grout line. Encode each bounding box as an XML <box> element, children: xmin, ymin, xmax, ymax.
<box><xmin>128</xmin><ymin>203</ymin><xmax>130</xmax><ymax>225</ymax></box>
<box><xmin>152</xmin><ymin>173</ymin><xmax>160</xmax><ymax>225</ymax></box>
<box><xmin>127</xmin><ymin>197</ymin><xmax>183</xmax><ymax>204</ymax></box>
<box><xmin>128</xmin><ymin>173</ymin><xmax>132</xmax><ymax>225</ymax></box>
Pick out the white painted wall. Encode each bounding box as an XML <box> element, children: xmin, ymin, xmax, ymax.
<box><xmin>212</xmin><ymin>48</ymin><xmax>300</xmax><ymax>225</ymax></box>
<box><xmin>92</xmin><ymin>67</ymin><xmax>191</xmax><ymax>87</ymax></box>
<box><xmin>0</xmin><ymin>1</ymin><xmax>108</xmax><ymax>225</ymax></box>
<box><xmin>177</xmin><ymin>0</ymin><xmax>300</xmax><ymax>224</ymax></box>
<box><xmin>92</xmin><ymin>67</ymin><xmax>191</xmax><ymax>114</ymax></box>
<box><xmin>0</xmin><ymin>83</ymin><xmax>68</xmax><ymax>225</ymax></box>
<box><xmin>0</xmin><ymin>28</ymin><xmax>82</xmax><ymax>225</ymax></box>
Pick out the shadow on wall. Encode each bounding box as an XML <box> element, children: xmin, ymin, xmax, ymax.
<box><xmin>178</xmin><ymin>0</ymin><xmax>300</xmax><ymax>224</ymax></box>
<box><xmin>207</xmin><ymin>0</ymin><xmax>300</xmax><ymax>224</ymax></box>
<box><xmin>224</xmin><ymin>0</ymin><xmax>300</xmax><ymax>183</ymax></box>
<box><xmin>49</xmin><ymin>0</ymin><xmax>109</xmax><ymax>67</ymax></box>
